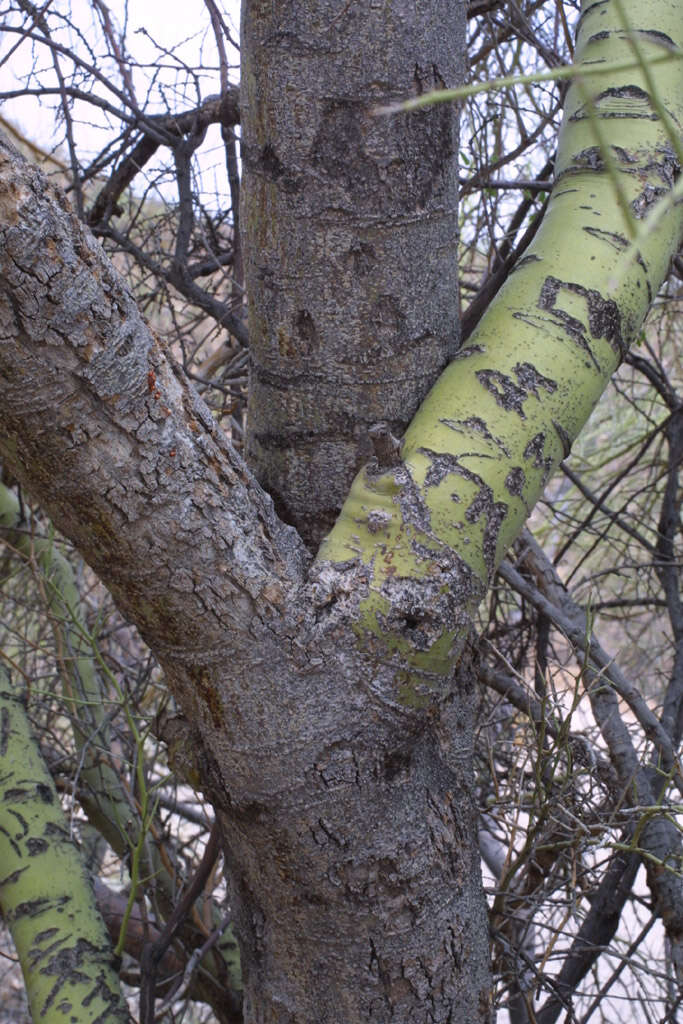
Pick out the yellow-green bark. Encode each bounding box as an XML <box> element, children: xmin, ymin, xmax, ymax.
<box><xmin>0</xmin><ymin>483</ymin><xmax>243</xmax><ymax>1001</ymax></box>
<box><xmin>318</xmin><ymin>0</ymin><xmax>683</xmax><ymax>700</ymax></box>
<box><xmin>0</xmin><ymin>666</ymin><xmax>126</xmax><ymax>1023</ymax></box>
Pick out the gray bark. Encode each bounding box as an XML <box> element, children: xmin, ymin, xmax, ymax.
<box><xmin>2</xmin><ymin>1</ymin><xmax>682</xmax><ymax>1018</ymax></box>
<box><xmin>0</xmin><ymin>87</ymin><xmax>491</xmax><ymax>1022</ymax></box>
<box><xmin>241</xmin><ymin>0</ymin><xmax>464</xmax><ymax>548</ymax></box>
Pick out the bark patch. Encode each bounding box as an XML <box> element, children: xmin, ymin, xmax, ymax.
<box><xmin>393</xmin><ymin>464</ymin><xmax>432</xmax><ymax>534</ymax></box>
<box><xmin>294</xmin><ymin>309</ymin><xmax>317</xmax><ymax>355</ymax></box>
<box><xmin>475</xmin><ymin>363</ymin><xmax>556</xmax><ymax>419</ymax></box>
<box><xmin>421</xmin><ymin>449</ymin><xmax>508</xmax><ymax>578</ymax></box>
<box><xmin>523</xmin><ymin>432</ymin><xmax>554</xmax><ymax>487</ymax></box>
<box><xmin>583</xmin><ymin>226</ymin><xmax>628</xmax><ymax>252</ymax></box>
<box><xmin>537</xmin><ymin>275</ymin><xmax>624</xmax><ymax>361</ymax></box>
<box><xmin>570</xmin><ymin>85</ymin><xmax>658</xmax><ymax>121</ymax></box>
<box><xmin>440</xmin><ymin>416</ymin><xmax>511</xmax><ymax>458</ymax></box>
<box><xmin>504</xmin><ymin>466</ymin><xmax>526</xmax><ymax>497</ymax></box>
<box><xmin>311</xmin><ymin>91</ymin><xmax>453</xmax><ymax>213</ymax></box>
<box><xmin>191</xmin><ymin>666</ymin><xmax>225</xmax><ymax>730</ymax></box>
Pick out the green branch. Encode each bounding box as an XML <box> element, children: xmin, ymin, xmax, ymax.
<box><xmin>319</xmin><ymin>0</ymin><xmax>683</xmax><ymax>706</ymax></box>
<box><xmin>0</xmin><ymin>665</ymin><xmax>127</xmax><ymax>1023</ymax></box>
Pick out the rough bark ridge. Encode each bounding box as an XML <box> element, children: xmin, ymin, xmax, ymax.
<box><xmin>242</xmin><ymin>0</ymin><xmax>464</xmax><ymax>548</ymax></box>
<box><xmin>0</xmin><ymin>127</ymin><xmax>492</xmax><ymax>1021</ymax></box>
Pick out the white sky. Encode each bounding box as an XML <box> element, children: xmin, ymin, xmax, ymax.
<box><xmin>0</xmin><ymin>1</ymin><xmax>241</xmax><ymax>163</ymax></box>
<box><xmin>0</xmin><ymin>1</ymin><xmax>243</xmax><ymax>211</ymax></box>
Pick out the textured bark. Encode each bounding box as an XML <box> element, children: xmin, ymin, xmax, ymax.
<box><xmin>319</xmin><ymin>0</ymin><xmax>683</xmax><ymax>704</ymax></box>
<box><xmin>220</xmin><ymin>646</ymin><xmax>491</xmax><ymax>1024</ymax></box>
<box><xmin>0</xmin><ymin>132</ymin><xmax>491</xmax><ymax>1022</ymax></box>
<box><xmin>0</xmin><ymin>481</ymin><xmax>243</xmax><ymax>1018</ymax></box>
<box><xmin>241</xmin><ymin>0</ymin><xmax>465</xmax><ymax>548</ymax></box>
<box><xmin>0</xmin><ymin>1</ymin><xmax>681</xmax><ymax>1021</ymax></box>
<box><xmin>0</xmin><ymin>666</ymin><xmax>127</xmax><ymax>1023</ymax></box>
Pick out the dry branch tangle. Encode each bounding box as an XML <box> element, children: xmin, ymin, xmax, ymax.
<box><xmin>0</xmin><ymin>0</ymin><xmax>682</xmax><ymax>1021</ymax></box>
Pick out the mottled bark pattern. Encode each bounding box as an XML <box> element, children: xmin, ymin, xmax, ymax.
<box><xmin>219</xmin><ymin>647</ymin><xmax>491</xmax><ymax>1024</ymax></box>
<box><xmin>0</xmin><ymin>668</ymin><xmax>127</xmax><ymax>1023</ymax></box>
<box><xmin>1</xmin><ymin>2</ymin><xmax>680</xmax><ymax>1021</ymax></box>
<box><xmin>241</xmin><ymin>0</ymin><xmax>465</xmax><ymax>548</ymax></box>
<box><xmin>318</xmin><ymin>0</ymin><xmax>683</xmax><ymax>702</ymax></box>
<box><xmin>0</xmin><ymin>133</ymin><xmax>492</xmax><ymax>1023</ymax></box>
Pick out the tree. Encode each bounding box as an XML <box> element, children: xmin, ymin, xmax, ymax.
<box><xmin>0</xmin><ymin>0</ymin><xmax>681</xmax><ymax>1021</ymax></box>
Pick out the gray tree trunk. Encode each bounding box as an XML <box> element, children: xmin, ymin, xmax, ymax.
<box><xmin>232</xmin><ymin>10</ymin><xmax>492</xmax><ymax>1015</ymax></box>
<box><xmin>242</xmin><ymin>0</ymin><xmax>464</xmax><ymax>549</ymax></box>
<box><xmin>0</xmin><ymin>0</ymin><xmax>492</xmax><ymax>1000</ymax></box>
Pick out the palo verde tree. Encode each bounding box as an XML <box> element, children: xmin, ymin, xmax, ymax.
<box><xmin>0</xmin><ymin>1</ymin><xmax>682</xmax><ymax>1022</ymax></box>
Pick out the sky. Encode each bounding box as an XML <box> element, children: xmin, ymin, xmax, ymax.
<box><xmin>0</xmin><ymin>1</ymin><xmax>241</xmax><ymax>159</ymax></box>
<box><xmin>0</xmin><ymin>1</ymin><xmax>243</xmax><ymax>206</ymax></box>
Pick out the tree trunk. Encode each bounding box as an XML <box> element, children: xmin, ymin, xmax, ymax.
<box><xmin>0</xmin><ymin>126</ymin><xmax>492</xmax><ymax>1020</ymax></box>
<box><xmin>242</xmin><ymin>0</ymin><xmax>465</xmax><ymax>549</ymax></box>
<box><xmin>0</xmin><ymin>0</ymin><xmax>681</xmax><ymax>1021</ymax></box>
<box><xmin>233</xmin><ymin>5</ymin><xmax>492</xmax><ymax>1016</ymax></box>
<box><xmin>218</xmin><ymin>644</ymin><xmax>492</xmax><ymax>1023</ymax></box>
